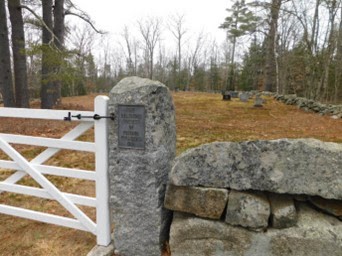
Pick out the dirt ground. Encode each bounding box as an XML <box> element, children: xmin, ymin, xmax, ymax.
<box><xmin>0</xmin><ymin>92</ymin><xmax>341</xmax><ymax>256</ymax></box>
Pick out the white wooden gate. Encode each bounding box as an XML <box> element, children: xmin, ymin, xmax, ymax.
<box><xmin>0</xmin><ymin>96</ymin><xmax>111</xmax><ymax>246</ymax></box>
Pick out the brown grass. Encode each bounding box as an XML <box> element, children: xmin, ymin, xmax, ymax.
<box><xmin>0</xmin><ymin>92</ymin><xmax>341</xmax><ymax>256</ymax></box>
<box><xmin>174</xmin><ymin>92</ymin><xmax>342</xmax><ymax>154</ymax></box>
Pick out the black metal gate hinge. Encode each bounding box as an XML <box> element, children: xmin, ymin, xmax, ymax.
<box><xmin>64</xmin><ymin>112</ymin><xmax>115</xmax><ymax>121</ymax></box>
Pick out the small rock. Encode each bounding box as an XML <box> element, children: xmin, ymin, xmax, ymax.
<box><xmin>225</xmin><ymin>190</ymin><xmax>270</xmax><ymax>231</ymax></box>
<box><xmin>309</xmin><ymin>196</ymin><xmax>342</xmax><ymax>220</ymax></box>
<box><xmin>269</xmin><ymin>194</ymin><xmax>297</xmax><ymax>228</ymax></box>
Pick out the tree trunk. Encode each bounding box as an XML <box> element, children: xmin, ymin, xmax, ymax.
<box><xmin>316</xmin><ymin>0</ymin><xmax>338</xmax><ymax>101</ymax></box>
<box><xmin>311</xmin><ymin>0</ymin><xmax>320</xmax><ymax>54</ymax></box>
<box><xmin>52</xmin><ymin>0</ymin><xmax>65</xmax><ymax>105</ymax></box>
<box><xmin>334</xmin><ymin>5</ymin><xmax>342</xmax><ymax>103</ymax></box>
<box><xmin>264</xmin><ymin>0</ymin><xmax>282</xmax><ymax>92</ymax></box>
<box><xmin>8</xmin><ymin>0</ymin><xmax>29</xmax><ymax>108</ymax></box>
<box><xmin>0</xmin><ymin>0</ymin><xmax>15</xmax><ymax>107</ymax></box>
<box><xmin>227</xmin><ymin>35</ymin><xmax>236</xmax><ymax>91</ymax></box>
<box><xmin>40</xmin><ymin>0</ymin><xmax>54</xmax><ymax>109</ymax></box>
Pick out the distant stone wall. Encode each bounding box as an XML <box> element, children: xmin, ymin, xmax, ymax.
<box><xmin>164</xmin><ymin>139</ymin><xmax>342</xmax><ymax>256</ymax></box>
<box><xmin>275</xmin><ymin>94</ymin><xmax>342</xmax><ymax>118</ymax></box>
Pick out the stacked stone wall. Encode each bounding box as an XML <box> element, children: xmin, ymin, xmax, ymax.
<box><xmin>274</xmin><ymin>94</ymin><xmax>342</xmax><ymax>118</ymax></box>
<box><xmin>104</xmin><ymin>78</ymin><xmax>341</xmax><ymax>256</ymax></box>
<box><xmin>164</xmin><ymin>139</ymin><xmax>342</xmax><ymax>256</ymax></box>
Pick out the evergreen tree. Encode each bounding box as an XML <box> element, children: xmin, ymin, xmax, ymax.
<box><xmin>220</xmin><ymin>0</ymin><xmax>260</xmax><ymax>90</ymax></box>
<box><xmin>239</xmin><ymin>38</ymin><xmax>265</xmax><ymax>91</ymax></box>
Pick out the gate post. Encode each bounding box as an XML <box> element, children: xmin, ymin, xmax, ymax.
<box><xmin>94</xmin><ymin>95</ymin><xmax>111</xmax><ymax>246</ymax></box>
<box><xmin>108</xmin><ymin>77</ymin><xmax>176</xmax><ymax>256</ymax></box>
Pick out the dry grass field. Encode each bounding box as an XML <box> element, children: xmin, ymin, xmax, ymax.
<box><xmin>0</xmin><ymin>92</ymin><xmax>341</xmax><ymax>256</ymax></box>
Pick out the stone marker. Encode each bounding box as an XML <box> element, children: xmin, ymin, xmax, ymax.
<box><xmin>230</xmin><ymin>91</ymin><xmax>239</xmax><ymax>98</ymax></box>
<box><xmin>164</xmin><ymin>184</ymin><xmax>228</xmax><ymax>219</ymax></box>
<box><xmin>254</xmin><ymin>95</ymin><xmax>264</xmax><ymax>107</ymax></box>
<box><xmin>225</xmin><ymin>190</ymin><xmax>270</xmax><ymax>231</ymax></box>
<box><xmin>239</xmin><ymin>92</ymin><xmax>249</xmax><ymax>102</ymax></box>
<box><xmin>108</xmin><ymin>77</ymin><xmax>176</xmax><ymax>256</ymax></box>
<box><xmin>222</xmin><ymin>91</ymin><xmax>231</xmax><ymax>101</ymax></box>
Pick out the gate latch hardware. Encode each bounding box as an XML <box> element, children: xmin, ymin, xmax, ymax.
<box><xmin>64</xmin><ymin>112</ymin><xmax>115</xmax><ymax>121</ymax></box>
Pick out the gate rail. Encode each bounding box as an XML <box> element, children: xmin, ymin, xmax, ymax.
<box><xmin>0</xmin><ymin>96</ymin><xmax>111</xmax><ymax>246</ymax></box>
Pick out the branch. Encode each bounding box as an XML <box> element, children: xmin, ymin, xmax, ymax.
<box><xmin>65</xmin><ymin>10</ymin><xmax>106</xmax><ymax>34</ymax></box>
<box><xmin>20</xmin><ymin>5</ymin><xmax>62</xmax><ymax>49</ymax></box>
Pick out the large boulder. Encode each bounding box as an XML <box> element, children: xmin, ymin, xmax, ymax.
<box><xmin>169</xmin><ymin>139</ymin><xmax>342</xmax><ymax>200</ymax></box>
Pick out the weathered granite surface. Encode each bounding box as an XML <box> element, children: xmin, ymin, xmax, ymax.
<box><xmin>87</xmin><ymin>243</ymin><xmax>114</xmax><ymax>256</ymax></box>
<box><xmin>169</xmin><ymin>139</ymin><xmax>342</xmax><ymax>200</ymax></box>
<box><xmin>164</xmin><ymin>184</ymin><xmax>228</xmax><ymax>219</ymax></box>
<box><xmin>225</xmin><ymin>190</ymin><xmax>270</xmax><ymax>231</ymax></box>
<box><xmin>269</xmin><ymin>194</ymin><xmax>297</xmax><ymax>229</ymax></box>
<box><xmin>309</xmin><ymin>196</ymin><xmax>342</xmax><ymax>220</ymax></box>
<box><xmin>108</xmin><ymin>77</ymin><xmax>176</xmax><ymax>256</ymax></box>
<box><xmin>170</xmin><ymin>203</ymin><xmax>342</xmax><ymax>256</ymax></box>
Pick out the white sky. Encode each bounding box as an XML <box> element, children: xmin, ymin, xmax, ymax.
<box><xmin>71</xmin><ymin>0</ymin><xmax>230</xmax><ymax>44</ymax></box>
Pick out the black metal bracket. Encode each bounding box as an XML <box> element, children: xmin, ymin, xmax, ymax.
<box><xmin>64</xmin><ymin>112</ymin><xmax>115</xmax><ymax>121</ymax></box>
<box><xmin>64</xmin><ymin>112</ymin><xmax>72</xmax><ymax>121</ymax></box>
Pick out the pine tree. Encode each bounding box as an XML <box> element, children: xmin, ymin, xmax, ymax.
<box><xmin>220</xmin><ymin>0</ymin><xmax>260</xmax><ymax>90</ymax></box>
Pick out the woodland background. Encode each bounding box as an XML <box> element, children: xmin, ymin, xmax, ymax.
<box><xmin>1</xmin><ymin>0</ymin><xmax>342</xmax><ymax>109</ymax></box>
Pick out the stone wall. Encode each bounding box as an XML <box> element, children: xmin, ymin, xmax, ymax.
<box><xmin>106</xmin><ymin>79</ymin><xmax>341</xmax><ymax>256</ymax></box>
<box><xmin>164</xmin><ymin>139</ymin><xmax>342</xmax><ymax>256</ymax></box>
<box><xmin>274</xmin><ymin>94</ymin><xmax>342</xmax><ymax>118</ymax></box>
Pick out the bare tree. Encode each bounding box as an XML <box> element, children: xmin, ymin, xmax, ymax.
<box><xmin>0</xmin><ymin>0</ymin><xmax>15</xmax><ymax>107</ymax></box>
<box><xmin>168</xmin><ymin>13</ymin><xmax>187</xmax><ymax>88</ymax></box>
<box><xmin>318</xmin><ymin>0</ymin><xmax>340</xmax><ymax>100</ymax></box>
<box><xmin>67</xmin><ymin>24</ymin><xmax>96</xmax><ymax>95</ymax></box>
<box><xmin>334</xmin><ymin>5</ymin><xmax>342</xmax><ymax>101</ymax></box>
<box><xmin>121</xmin><ymin>25</ymin><xmax>139</xmax><ymax>76</ymax></box>
<box><xmin>138</xmin><ymin>17</ymin><xmax>162</xmax><ymax>79</ymax></box>
<box><xmin>185</xmin><ymin>31</ymin><xmax>207</xmax><ymax>91</ymax></box>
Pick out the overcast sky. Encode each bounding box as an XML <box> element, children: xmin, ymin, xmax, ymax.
<box><xmin>71</xmin><ymin>0</ymin><xmax>230</xmax><ymax>44</ymax></box>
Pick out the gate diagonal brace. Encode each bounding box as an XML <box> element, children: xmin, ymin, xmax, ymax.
<box><xmin>64</xmin><ymin>112</ymin><xmax>115</xmax><ymax>121</ymax></box>
<box><xmin>0</xmin><ymin>137</ymin><xmax>97</xmax><ymax>234</ymax></box>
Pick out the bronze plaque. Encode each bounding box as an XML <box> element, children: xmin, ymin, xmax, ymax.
<box><xmin>118</xmin><ymin>105</ymin><xmax>145</xmax><ymax>149</ymax></box>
